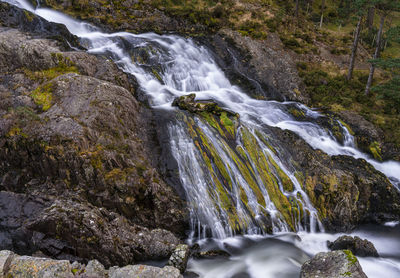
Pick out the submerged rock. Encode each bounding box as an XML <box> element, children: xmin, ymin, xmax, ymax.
<box><xmin>328</xmin><ymin>235</ymin><xmax>379</xmax><ymax>257</ymax></box>
<box><xmin>168</xmin><ymin>244</ymin><xmax>190</xmax><ymax>273</ymax></box>
<box><xmin>192</xmin><ymin>249</ymin><xmax>230</xmax><ymax>259</ymax></box>
<box><xmin>300</xmin><ymin>250</ymin><xmax>368</xmax><ymax>278</ymax></box>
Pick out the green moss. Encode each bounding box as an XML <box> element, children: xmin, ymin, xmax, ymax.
<box><xmin>6</xmin><ymin>126</ymin><xmax>28</xmax><ymax>138</ymax></box>
<box><xmin>343</xmin><ymin>249</ymin><xmax>358</xmax><ymax>266</ymax></box>
<box><xmin>369</xmin><ymin>141</ymin><xmax>382</xmax><ymax>161</ymax></box>
<box><xmin>30</xmin><ymin>82</ymin><xmax>54</xmax><ymax>111</ymax></box>
<box><xmin>23</xmin><ymin>10</ymin><xmax>34</xmax><ymax>22</ymax></box>
<box><xmin>25</xmin><ymin>54</ymin><xmax>79</xmax><ymax>83</ymax></box>
<box><xmin>289</xmin><ymin>108</ymin><xmax>305</xmax><ymax>118</ymax></box>
<box><xmin>339</xmin><ymin>120</ymin><xmax>355</xmax><ymax>136</ymax></box>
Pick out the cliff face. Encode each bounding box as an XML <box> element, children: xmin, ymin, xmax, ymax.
<box><xmin>0</xmin><ymin>2</ymin><xmax>187</xmax><ymax>267</ymax></box>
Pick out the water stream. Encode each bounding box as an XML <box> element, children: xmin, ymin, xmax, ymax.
<box><xmin>3</xmin><ymin>0</ymin><xmax>400</xmax><ymax>276</ymax></box>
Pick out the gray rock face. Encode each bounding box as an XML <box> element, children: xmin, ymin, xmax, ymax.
<box><xmin>109</xmin><ymin>265</ymin><xmax>182</xmax><ymax>278</ymax></box>
<box><xmin>300</xmin><ymin>250</ymin><xmax>368</xmax><ymax>278</ymax></box>
<box><xmin>0</xmin><ymin>7</ymin><xmax>187</xmax><ymax>267</ymax></box>
<box><xmin>328</xmin><ymin>235</ymin><xmax>379</xmax><ymax>257</ymax></box>
<box><xmin>168</xmin><ymin>244</ymin><xmax>190</xmax><ymax>273</ymax></box>
<box><xmin>208</xmin><ymin>29</ymin><xmax>308</xmax><ymax>103</ymax></box>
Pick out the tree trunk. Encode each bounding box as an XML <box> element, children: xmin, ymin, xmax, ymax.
<box><xmin>367</xmin><ymin>7</ymin><xmax>375</xmax><ymax>32</ymax></box>
<box><xmin>308</xmin><ymin>0</ymin><xmax>313</xmax><ymax>14</ymax></box>
<box><xmin>319</xmin><ymin>0</ymin><xmax>325</xmax><ymax>28</ymax></box>
<box><xmin>347</xmin><ymin>16</ymin><xmax>363</xmax><ymax>81</ymax></box>
<box><xmin>365</xmin><ymin>14</ymin><xmax>386</xmax><ymax>95</ymax></box>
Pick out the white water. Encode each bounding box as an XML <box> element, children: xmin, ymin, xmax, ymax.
<box><xmin>4</xmin><ymin>1</ymin><xmax>400</xmax><ymax>276</ymax></box>
<box><xmin>187</xmin><ymin>225</ymin><xmax>400</xmax><ymax>278</ymax></box>
<box><xmin>10</xmin><ymin>0</ymin><xmax>400</xmax><ymax>190</ymax></box>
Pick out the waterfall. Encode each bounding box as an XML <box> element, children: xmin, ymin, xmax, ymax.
<box><xmin>4</xmin><ymin>0</ymin><xmax>400</xmax><ymax>239</ymax></box>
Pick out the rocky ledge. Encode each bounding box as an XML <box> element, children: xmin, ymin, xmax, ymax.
<box><xmin>0</xmin><ymin>250</ymin><xmax>183</xmax><ymax>278</ymax></box>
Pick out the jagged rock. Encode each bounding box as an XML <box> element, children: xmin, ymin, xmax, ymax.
<box><xmin>300</xmin><ymin>250</ymin><xmax>368</xmax><ymax>278</ymax></box>
<box><xmin>168</xmin><ymin>244</ymin><xmax>190</xmax><ymax>273</ymax></box>
<box><xmin>108</xmin><ymin>265</ymin><xmax>182</xmax><ymax>278</ymax></box>
<box><xmin>7</xmin><ymin>256</ymin><xmax>73</xmax><ymax>278</ymax></box>
<box><xmin>328</xmin><ymin>235</ymin><xmax>379</xmax><ymax>257</ymax></box>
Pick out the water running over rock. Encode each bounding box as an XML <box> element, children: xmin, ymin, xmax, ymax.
<box><xmin>5</xmin><ymin>0</ymin><xmax>400</xmax><ymax>240</ymax></box>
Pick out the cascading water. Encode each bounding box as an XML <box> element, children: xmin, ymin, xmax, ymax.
<box><xmin>5</xmin><ymin>0</ymin><xmax>400</xmax><ymax>240</ymax></box>
<box><xmin>4</xmin><ymin>0</ymin><xmax>400</xmax><ymax>276</ymax></box>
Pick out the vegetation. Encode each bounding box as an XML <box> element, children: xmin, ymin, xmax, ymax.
<box><xmin>42</xmin><ymin>0</ymin><xmax>399</xmax><ymax>149</ymax></box>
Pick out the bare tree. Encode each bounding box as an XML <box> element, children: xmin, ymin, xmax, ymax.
<box><xmin>365</xmin><ymin>13</ymin><xmax>386</xmax><ymax>95</ymax></box>
<box><xmin>347</xmin><ymin>15</ymin><xmax>363</xmax><ymax>80</ymax></box>
<box><xmin>319</xmin><ymin>0</ymin><xmax>326</xmax><ymax>28</ymax></box>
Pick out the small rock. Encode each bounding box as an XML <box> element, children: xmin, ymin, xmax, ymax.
<box><xmin>300</xmin><ymin>250</ymin><xmax>368</xmax><ymax>278</ymax></box>
<box><xmin>109</xmin><ymin>264</ymin><xmax>182</xmax><ymax>278</ymax></box>
<box><xmin>71</xmin><ymin>261</ymin><xmax>85</xmax><ymax>276</ymax></box>
<box><xmin>84</xmin><ymin>259</ymin><xmax>107</xmax><ymax>277</ymax></box>
<box><xmin>328</xmin><ymin>235</ymin><xmax>379</xmax><ymax>257</ymax></box>
<box><xmin>168</xmin><ymin>244</ymin><xmax>190</xmax><ymax>273</ymax></box>
<box><xmin>193</xmin><ymin>249</ymin><xmax>230</xmax><ymax>259</ymax></box>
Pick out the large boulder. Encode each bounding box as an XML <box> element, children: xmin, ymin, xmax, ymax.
<box><xmin>328</xmin><ymin>235</ymin><xmax>379</xmax><ymax>257</ymax></box>
<box><xmin>0</xmin><ymin>9</ymin><xmax>187</xmax><ymax>266</ymax></box>
<box><xmin>300</xmin><ymin>250</ymin><xmax>368</xmax><ymax>278</ymax></box>
<box><xmin>266</xmin><ymin>126</ymin><xmax>400</xmax><ymax>232</ymax></box>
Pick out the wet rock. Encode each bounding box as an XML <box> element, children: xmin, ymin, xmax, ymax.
<box><xmin>300</xmin><ymin>250</ymin><xmax>368</xmax><ymax>278</ymax></box>
<box><xmin>207</xmin><ymin>29</ymin><xmax>307</xmax><ymax>103</ymax></box>
<box><xmin>193</xmin><ymin>249</ymin><xmax>230</xmax><ymax>259</ymax></box>
<box><xmin>328</xmin><ymin>235</ymin><xmax>379</xmax><ymax>257</ymax></box>
<box><xmin>172</xmin><ymin>94</ymin><xmax>236</xmax><ymax>117</ymax></box>
<box><xmin>336</xmin><ymin>111</ymin><xmax>400</xmax><ymax>161</ymax></box>
<box><xmin>108</xmin><ymin>264</ymin><xmax>182</xmax><ymax>278</ymax></box>
<box><xmin>7</xmin><ymin>256</ymin><xmax>73</xmax><ymax>278</ymax></box>
<box><xmin>267</xmin><ymin>126</ymin><xmax>400</xmax><ymax>232</ymax></box>
<box><xmin>0</xmin><ymin>2</ymin><xmax>79</xmax><ymax>49</ymax></box>
<box><xmin>168</xmin><ymin>244</ymin><xmax>190</xmax><ymax>273</ymax></box>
